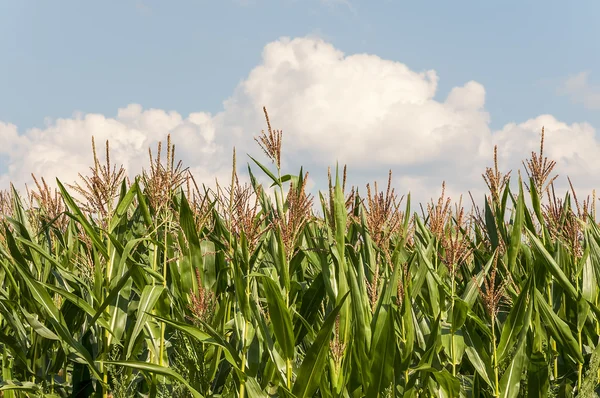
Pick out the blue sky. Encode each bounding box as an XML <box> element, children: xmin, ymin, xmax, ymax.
<box><xmin>1</xmin><ymin>0</ymin><xmax>600</xmax><ymax>204</ymax></box>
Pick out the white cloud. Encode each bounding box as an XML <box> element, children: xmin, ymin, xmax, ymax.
<box><xmin>235</xmin><ymin>38</ymin><xmax>491</xmax><ymax>169</ymax></box>
<box><xmin>0</xmin><ymin>105</ymin><xmax>228</xmax><ymax>193</ymax></box>
<box><xmin>1</xmin><ymin>36</ymin><xmax>599</xmax><ymax>208</ymax></box>
<box><xmin>493</xmin><ymin>115</ymin><xmax>599</xmax><ymax>195</ymax></box>
<box><xmin>559</xmin><ymin>71</ymin><xmax>600</xmax><ymax>110</ymax></box>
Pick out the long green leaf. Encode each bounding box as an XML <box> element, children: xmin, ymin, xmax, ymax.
<box><xmin>497</xmin><ymin>276</ymin><xmax>533</xmax><ymax>362</ymax></box>
<box><xmin>293</xmin><ymin>292</ymin><xmax>349</xmax><ymax>398</ymax></box>
<box><xmin>126</xmin><ymin>285</ymin><xmax>165</xmax><ymax>358</ymax></box>
<box><xmin>526</xmin><ymin>230</ymin><xmax>578</xmax><ymax>299</ymax></box>
<box><xmin>262</xmin><ymin>277</ymin><xmax>295</xmax><ymax>360</ymax></box>
<box><xmin>535</xmin><ymin>289</ymin><xmax>583</xmax><ymax>363</ymax></box>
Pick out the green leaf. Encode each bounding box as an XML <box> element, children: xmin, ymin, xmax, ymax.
<box><xmin>249</xmin><ymin>155</ymin><xmax>281</xmax><ymax>187</ymax></box>
<box><xmin>246</xmin><ymin>376</ymin><xmax>269</xmax><ymax>397</ymax></box>
<box><xmin>108</xmin><ymin>179</ymin><xmax>138</xmax><ymax>233</ymax></box>
<box><xmin>528</xmin><ymin>177</ymin><xmax>544</xmax><ymax>225</ymax></box>
<box><xmin>262</xmin><ymin>277</ymin><xmax>295</xmax><ymax>360</ymax></box>
<box><xmin>497</xmin><ymin>276</ymin><xmax>533</xmax><ymax>363</ymax></box>
<box><xmin>485</xmin><ymin>197</ymin><xmax>499</xmax><ymax>250</ymax></box>
<box><xmin>22</xmin><ymin>309</ymin><xmax>59</xmax><ymax>340</ymax></box>
<box><xmin>464</xmin><ymin>326</ymin><xmax>493</xmax><ymax>387</ymax></box>
<box><xmin>179</xmin><ymin>193</ymin><xmax>204</xmax><ymax>295</ymax></box>
<box><xmin>417</xmin><ymin>314</ymin><xmax>441</xmax><ymax>369</ymax></box>
<box><xmin>534</xmin><ymin>290</ymin><xmax>583</xmax><ymax>363</ymax></box>
<box><xmin>499</xmin><ymin>334</ymin><xmax>528</xmax><ymax>398</ymax></box>
<box><xmin>126</xmin><ymin>285</ymin><xmax>165</xmax><ymax>358</ymax></box>
<box><xmin>153</xmin><ymin>315</ymin><xmax>242</xmax><ymax>369</ymax></box>
<box><xmin>462</xmin><ymin>252</ymin><xmax>495</xmax><ymax>308</ymax></box>
<box><xmin>526</xmin><ymin>229</ymin><xmax>578</xmax><ymax>300</ymax></box>
<box><xmin>90</xmin><ymin>267</ymin><xmax>135</xmax><ymax>328</ymax></box>
<box><xmin>579</xmin><ymin>252</ymin><xmax>595</xmax><ymax>331</ymax></box>
<box><xmin>451</xmin><ymin>298</ymin><xmax>468</xmax><ymax>331</ymax></box>
<box><xmin>400</xmin><ymin>286</ymin><xmax>415</xmax><ymax>366</ymax></box>
<box><xmin>135</xmin><ymin>178</ymin><xmax>153</xmax><ymax>226</ymax></box>
<box><xmin>42</xmin><ymin>283</ymin><xmax>113</xmax><ymax>333</ymax></box>
<box><xmin>332</xmin><ymin>164</ymin><xmax>347</xmax><ymax>266</ymax></box>
<box><xmin>294</xmin><ymin>275</ymin><xmax>325</xmax><ymax>343</ymax></box>
<box><xmin>0</xmin><ymin>380</ymin><xmax>41</xmax><ymax>393</ymax></box>
<box><xmin>507</xmin><ymin>179</ymin><xmax>524</xmax><ymax>271</ymax></box>
<box><xmin>293</xmin><ymin>292</ymin><xmax>349</xmax><ymax>398</ymax></box>
<box><xmin>104</xmin><ymin>361</ymin><xmax>204</xmax><ymax>398</ymax></box>
<box><xmin>527</xmin><ymin>351</ymin><xmax>549</xmax><ymax>398</ymax></box>
<box><xmin>367</xmin><ymin>304</ymin><xmax>396</xmax><ymax>397</ymax></box>
<box><xmin>271</xmin><ymin>174</ymin><xmax>299</xmax><ymax>188</ymax></box>
<box><xmin>56</xmin><ymin>179</ymin><xmax>109</xmax><ymax>259</ymax></box>
<box><xmin>431</xmin><ymin>369</ymin><xmax>460</xmax><ymax>397</ymax></box>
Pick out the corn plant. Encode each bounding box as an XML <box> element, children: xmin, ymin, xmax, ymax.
<box><xmin>0</xmin><ymin>114</ymin><xmax>599</xmax><ymax>398</ymax></box>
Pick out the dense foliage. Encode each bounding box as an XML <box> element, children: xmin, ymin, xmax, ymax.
<box><xmin>0</xmin><ymin>115</ymin><xmax>599</xmax><ymax>397</ymax></box>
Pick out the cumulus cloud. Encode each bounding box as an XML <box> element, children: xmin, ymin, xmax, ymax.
<box><xmin>559</xmin><ymin>71</ymin><xmax>600</xmax><ymax>110</ymax></box>
<box><xmin>1</xmin><ymin>36</ymin><xmax>598</xmax><ymax>208</ymax></box>
<box><xmin>0</xmin><ymin>105</ymin><xmax>229</xmax><ymax>193</ymax></box>
<box><xmin>493</xmin><ymin>115</ymin><xmax>599</xmax><ymax>195</ymax></box>
<box><xmin>234</xmin><ymin>38</ymin><xmax>491</xmax><ymax>169</ymax></box>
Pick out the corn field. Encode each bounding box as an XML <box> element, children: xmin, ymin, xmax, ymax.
<box><xmin>1</xmin><ymin>111</ymin><xmax>600</xmax><ymax>397</ymax></box>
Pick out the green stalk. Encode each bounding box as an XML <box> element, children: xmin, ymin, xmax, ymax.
<box><xmin>272</xmin><ymin>164</ymin><xmax>288</xmax><ymax>307</ymax></box>
<box><xmin>450</xmin><ymin>269</ymin><xmax>456</xmax><ymax>377</ymax></box>
<box><xmin>491</xmin><ymin>316</ymin><xmax>500</xmax><ymax>398</ymax></box>
<box><xmin>597</xmin><ymin>316</ymin><xmax>600</xmax><ymax>384</ymax></box>
<box><xmin>149</xmin><ymin>240</ymin><xmax>159</xmax><ymax>370</ymax></box>
<box><xmin>102</xmin><ymin>226</ymin><xmax>112</xmax><ymax>398</ymax></box>
<box><xmin>239</xmin><ymin>319</ymin><xmax>249</xmax><ymax>398</ymax></box>
<box><xmin>578</xmin><ymin>330</ymin><xmax>583</xmax><ymax>391</ymax></box>
<box><xmin>102</xmin><ymin>197</ymin><xmax>116</xmax><ymax>398</ymax></box>
<box><xmin>276</xmin><ymin>165</ymin><xmax>294</xmax><ymax>387</ymax></box>
<box><xmin>159</xmin><ymin>210</ymin><xmax>171</xmax><ymax>385</ymax></box>
<box><xmin>209</xmin><ymin>299</ymin><xmax>232</xmax><ymax>383</ymax></box>
<box><xmin>239</xmin><ymin>270</ymin><xmax>251</xmax><ymax>398</ymax></box>
<box><xmin>31</xmin><ymin>335</ymin><xmax>37</xmax><ymax>384</ymax></box>
<box><xmin>596</xmin><ymin>293</ymin><xmax>600</xmax><ymax>385</ymax></box>
<box><xmin>229</xmin><ymin>151</ymin><xmax>251</xmax><ymax>398</ymax></box>
<box><xmin>547</xmin><ymin>282</ymin><xmax>558</xmax><ymax>380</ymax></box>
<box><xmin>2</xmin><ymin>345</ymin><xmax>14</xmax><ymax>398</ymax></box>
<box><xmin>160</xmin><ymin>137</ymin><xmax>175</xmax><ymax>374</ymax></box>
<box><xmin>148</xmin><ymin>219</ymin><xmax>162</xmax><ymax>387</ymax></box>
<box><xmin>401</xmin><ymin>315</ymin><xmax>409</xmax><ymax>387</ymax></box>
<box><xmin>286</xmin><ymin>358</ymin><xmax>292</xmax><ymax>389</ymax></box>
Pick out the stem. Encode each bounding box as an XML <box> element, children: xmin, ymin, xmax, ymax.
<box><xmin>159</xmin><ymin>213</ymin><xmax>169</xmax><ymax>368</ymax></box>
<box><xmin>450</xmin><ymin>271</ymin><xmax>456</xmax><ymax>377</ymax></box>
<box><xmin>547</xmin><ymin>282</ymin><xmax>558</xmax><ymax>380</ymax></box>
<box><xmin>31</xmin><ymin>336</ymin><xmax>37</xmax><ymax>383</ymax></box>
<box><xmin>273</xmin><ymin>166</ymin><xmax>290</xmax><ymax>308</ymax></box>
<box><xmin>280</xmin><ymin>167</ymin><xmax>291</xmax><ymax>386</ymax></box>
<box><xmin>401</xmin><ymin>315</ymin><xmax>409</xmax><ymax>387</ymax></box>
<box><xmin>239</xmin><ymin>247</ymin><xmax>253</xmax><ymax>398</ymax></box>
<box><xmin>2</xmin><ymin>346</ymin><xmax>14</xmax><ymax>398</ymax></box>
<box><xmin>102</xmin><ymin>330</ymin><xmax>108</xmax><ymax>396</ymax></box>
<box><xmin>149</xmin><ymin>240</ymin><xmax>159</xmax><ymax>387</ymax></box>
<box><xmin>239</xmin><ymin>319</ymin><xmax>249</xmax><ymax>398</ymax></box>
<box><xmin>239</xmin><ymin>312</ymin><xmax>250</xmax><ymax>397</ymax></box>
<box><xmin>577</xmin><ymin>330</ymin><xmax>583</xmax><ymax>392</ymax></box>
<box><xmin>286</xmin><ymin>358</ymin><xmax>293</xmax><ymax>389</ymax></box>
<box><xmin>596</xmin><ymin>296</ymin><xmax>600</xmax><ymax>385</ymax></box>
<box><xmin>492</xmin><ymin>316</ymin><xmax>499</xmax><ymax>398</ymax></box>
<box><xmin>102</xmin><ymin>229</ymin><xmax>112</xmax><ymax>398</ymax></box>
